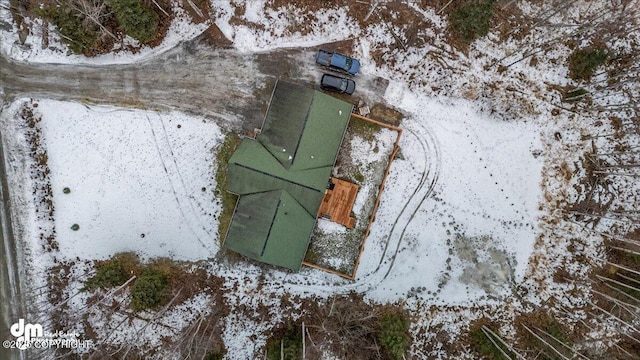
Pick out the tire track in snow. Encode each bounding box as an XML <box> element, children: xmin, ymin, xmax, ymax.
<box><xmin>352</xmin><ymin>119</ymin><xmax>441</xmax><ymax>292</ymax></box>
<box><xmin>353</xmin><ymin>121</ymin><xmax>430</xmax><ymax>281</ymax></box>
<box><xmin>282</xmin><ymin>118</ymin><xmax>441</xmax><ymax>294</ymax></box>
<box><xmin>156</xmin><ymin>115</ymin><xmax>215</xmax><ymax>240</ymax></box>
<box><xmin>379</xmin><ymin>120</ymin><xmax>441</xmax><ymax>281</ymax></box>
<box><xmin>146</xmin><ymin>115</ymin><xmax>210</xmax><ymax>252</ymax></box>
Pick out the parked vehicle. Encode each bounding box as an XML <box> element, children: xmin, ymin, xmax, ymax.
<box><xmin>316</xmin><ymin>49</ymin><xmax>361</xmax><ymax>75</ymax></box>
<box><xmin>320</xmin><ymin>74</ymin><xmax>356</xmax><ymax>95</ymax></box>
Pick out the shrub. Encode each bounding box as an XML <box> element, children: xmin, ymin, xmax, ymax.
<box><xmin>563</xmin><ymin>88</ymin><xmax>589</xmax><ymax>102</ymax></box>
<box><xmin>469</xmin><ymin>325</ymin><xmax>510</xmax><ymax>360</ymax></box>
<box><xmin>40</xmin><ymin>5</ymin><xmax>100</xmax><ymax>54</ymax></box>
<box><xmin>266</xmin><ymin>325</ymin><xmax>303</xmax><ymax>360</ymax></box>
<box><xmin>204</xmin><ymin>352</ymin><xmax>225</xmax><ymax>360</ymax></box>
<box><xmin>131</xmin><ymin>268</ymin><xmax>169</xmax><ymax>311</ymax></box>
<box><xmin>84</xmin><ymin>258</ymin><xmax>129</xmax><ymax>290</ymax></box>
<box><xmin>71</xmin><ymin>224</ymin><xmax>80</xmax><ymax>231</ymax></box>
<box><xmin>379</xmin><ymin>312</ymin><xmax>410</xmax><ymax>360</ymax></box>
<box><xmin>450</xmin><ymin>1</ymin><xmax>495</xmax><ymax>42</ymax></box>
<box><xmin>216</xmin><ymin>133</ymin><xmax>241</xmax><ymax>244</ymax></box>
<box><xmin>107</xmin><ymin>0</ymin><xmax>159</xmax><ymax>43</ymax></box>
<box><xmin>353</xmin><ymin>171</ymin><xmax>365</xmax><ymax>183</ymax></box>
<box><xmin>568</xmin><ymin>47</ymin><xmax>608</xmax><ymax>80</ymax></box>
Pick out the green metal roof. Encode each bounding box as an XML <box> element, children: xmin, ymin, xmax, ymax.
<box><xmin>290</xmin><ymin>91</ymin><xmax>353</xmax><ymax>171</ymax></box>
<box><xmin>257</xmin><ymin>82</ymin><xmax>314</xmax><ymax>169</ymax></box>
<box><xmin>256</xmin><ymin>83</ymin><xmax>353</xmax><ymax>171</ymax></box>
<box><xmin>223</xmin><ymin>81</ymin><xmax>353</xmax><ymax>271</ymax></box>
<box><xmin>227</xmin><ymin>139</ymin><xmax>330</xmax><ymax>214</ymax></box>
<box><xmin>224</xmin><ymin>190</ymin><xmax>315</xmax><ymax>270</ymax></box>
<box><xmin>224</xmin><ymin>190</ymin><xmax>282</xmax><ymax>259</ymax></box>
<box><xmin>260</xmin><ymin>191</ymin><xmax>316</xmax><ymax>269</ymax></box>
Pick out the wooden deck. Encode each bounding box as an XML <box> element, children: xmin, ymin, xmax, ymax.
<box><xmin>317</xmin><ymin>177</ymin><xmax>359</xmax><ymax>228</ymax></box>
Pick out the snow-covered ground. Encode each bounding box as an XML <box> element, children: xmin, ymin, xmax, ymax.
<box><xmin>47</xmin><ymin>103</ymin><xmax>223</xmax><ymax>261</ymax></box>
<box><xmin>2</xmin><ymin>0</ymin><xmax>638</xmax><ymax>358</ymax></box>
<box><xmin>3</xmin><ymin>100</ymin><xmax>222</xmax><ymax>261</ymax></box>
<box><xmin>363</xmin><ymin>88</ymin><xmax>543</xmax><ymax>304</ymax></box>
<box><xmin>216</xmin><ymin>0</ymin><xmax>361</xmax><ymax>52</ymax></box>
<box><xmin>0</xmin><ymin>3</ymin><xmax>208</xmax><ymax>64</ymax></box>
<box><xmin>0</xmin><ymin>90</ymin><xmax>545</xmax><ymax>358</ymax></box>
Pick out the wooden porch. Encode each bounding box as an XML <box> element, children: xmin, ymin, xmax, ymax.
<box><xmin>317</xmin><ymin>177</ymin><xmax>359</xmax><ymax>228</ymax></box>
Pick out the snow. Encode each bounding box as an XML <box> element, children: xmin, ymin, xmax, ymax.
<box><xmin>350</xmin><ymin>128</ymin><xmax>397</xmax><ymax>166</ymax></box>
<box><xmin>221</xmin><ymin>313</ymin><xmax>269</xmax><ymax>358</ymax></box>
<box><xmin>2</xmin><ymin>0</ymin><xmax>639</xmax><ymax>358</ymax></box>
<box><xmin>86</xmin><ymin>291</ymin><xmax>214</xmax><ymax>350</ymax></box>
<box><xmin>213</xmin><ymin>1</ymin><xmax>360</xmax><ymax>52</ymax></box>
<box><xmin>9</xmin><ymin>99</ymin><xmax>223</xmax><ymax>261</ymax></box>
<box><xmin>316</xmin><ymin>218</ymin><xmax>347</xmax><ymax>236</ymax></box>
<box><xmin>1</xmin><ymin>99</ymin><xmax>54</xmax><ymax>313</ymax></box>
<box><xmin>0</xmin><ymin>4</ymin><xmax>208</xmax><ymax>64</ymax></box>
<box><xmin>352</xmin><ymin>90</ymin><xmax>543</xmax><ymax>304</ymax></box>
<box><xmin>242</xmin><ymin>0</ymin><xmax>266</xmax><ymax>23</ymax></box>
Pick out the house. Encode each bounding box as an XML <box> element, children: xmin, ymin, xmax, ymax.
<box><xmin>223</xmin><ymin>81</ymin><xmax>354</xmax><ymax>270</ymax></box>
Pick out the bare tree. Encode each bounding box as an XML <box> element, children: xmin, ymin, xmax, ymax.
<box><xmin>55</xmin><ymin>0</ymin><xmax>117</xmax><ymax>41</ymax></box>
<box><xmin>521</xmin><ymin>324</ymin><xmax>571</xmax><ymax>360</ymax></box>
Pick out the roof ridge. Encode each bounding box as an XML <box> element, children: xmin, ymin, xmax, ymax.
<box><xmin>288</xmin><ymin>91</ymin><xmax>316</xmax><ymax>169</ymax></box>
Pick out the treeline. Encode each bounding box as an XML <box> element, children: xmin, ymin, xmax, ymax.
<box><xmin>35</xmin><ymin>0</ymin><xmax>169</xmax><ymax>55</ymax></box>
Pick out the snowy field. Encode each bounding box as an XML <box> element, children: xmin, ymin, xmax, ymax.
<box><xmin>0</xmin><ymin>93</ymin><xmax>545</xmax><ymax>357</ymax></box>
<box><xmin>43</xmin><ymin>102</ymin><xmax>223</xmax><ymax>260</ymax></box>
<box><xmin>2</xmin><ymin>100</ymin><xmax>223</xmax><ymax>261</ymax></box>
<box><xmin>361</xmin><ymin>86</ymin><xmax>543</xmax><ymax>304</ymax></box>
<box><xmin>2</xmin><ymin>0</ymin><xmax>638</xmax><ymax>358</ymax></box>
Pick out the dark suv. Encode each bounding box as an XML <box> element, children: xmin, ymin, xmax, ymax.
<box><xmin>320</xmin><ymin>74</ymin><xmax>356</xmax><ymax>95</ymax></box>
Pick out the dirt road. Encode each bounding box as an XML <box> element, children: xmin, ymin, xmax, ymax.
<box><xmin>0</xmin><ymin>117</ymin><xmax>26</xmax><ymax>360</ymax></box>
<box><xmin>2</xmin><ymin>39</ymin><xmax>324</xmax><ymax>131</ymax></box>
<box><xmin>0</xmin><ymin>36</ymin><xmax>390</xmax><ymax>131</ymax></box>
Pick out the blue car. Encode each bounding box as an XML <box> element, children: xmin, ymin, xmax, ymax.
<box><xmin>316</xmin><ymin>49</ymin><xmax>361</xmax><ymax>75</ymax></box>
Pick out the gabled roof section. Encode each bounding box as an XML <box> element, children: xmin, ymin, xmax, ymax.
<box><xmin>227</xmin><ymin>139</ymin><xmax>328</xmax><ymax>214</ymax></box>
<box><xmin>290</xmin><ymin>91</ymin><xmax>353</xmax><ymax>171</ymax></box>
<box><xmin>261</xmin><ymin>190</ymin><xmax>316</xmax><ymax>270</ymax></box>
<box><xmin>224</xmin><ymin>190</ymin><xmax>316</xmax><ymax>270</ymax></box>
<box><xmin>224</xmin><ymin>190</ymin><xmax>282</xmax><ymax>259</ymax></box>
<box><xmin>257</xmin><ymin>82</ymin><xmax>353</xmax><ymax>171</ymax></box>
<box><xmin>257</xmin><ymin>83</ymin><xmax>314</xmax><ymax>169</ymax></box>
